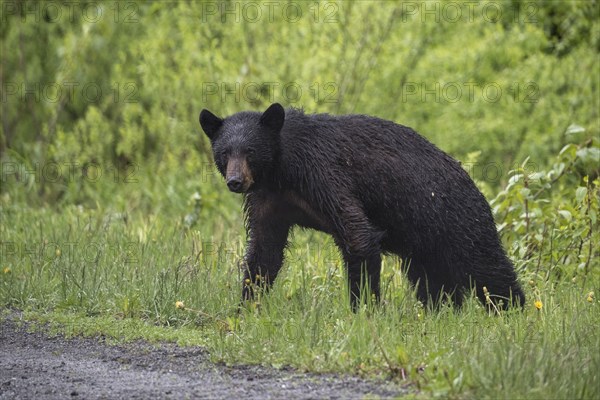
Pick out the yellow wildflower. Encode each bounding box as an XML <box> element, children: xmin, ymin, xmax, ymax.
<box><xmin>534</xmin><ymin>300</ymin><xmax>543</xmax><ymax>310</ymax></box>
<box><xmin>2</xmin><ymin>267</ymin><xmax>11</xmax><ymax>274</ymax></box>
<box><xmin>587</xmin><ymin>292</ymin><xmax>594</xmax><ymax>303</ymax></box>
<box><xmin>175</xmin><ymin>301</ymin><xmax>185</xmax><ymax>309</ymax></box>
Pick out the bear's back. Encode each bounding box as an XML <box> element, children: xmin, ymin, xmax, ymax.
<box><xmin>277</xmin><ymin>109</ymin><xmax>493</xmax><ymax>249</ymax></box>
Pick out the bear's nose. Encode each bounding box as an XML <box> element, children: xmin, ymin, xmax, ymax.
<box><xmin>227</xmin><ymin>177</ymin><xmax>244</xmax><ymax>193</ymax></box>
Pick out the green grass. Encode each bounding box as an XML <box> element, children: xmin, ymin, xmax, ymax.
<box><xmin>1</xmin><ymin>206</ymin><xmax>599</xmax><ymax>399</ymax></box>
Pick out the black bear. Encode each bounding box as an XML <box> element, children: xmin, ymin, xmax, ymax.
<box><xmin>199</xmin><ymin>103</ymin><xmax>525</xmax><ymax>310</ymax></box>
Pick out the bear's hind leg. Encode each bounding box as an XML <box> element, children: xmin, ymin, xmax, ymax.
<box><xmin>473</xmin><ymin>281</ymin><xmax>525</xmax><ymax>310</ymax></box>
<box><xmin>344</xmin><ymin>252</ymin><xmax>382</xmax><ymax>310</ymax></box>
<box><xmin>464</xmin><ymin>258</ymin><xmax>526</xmax><ymax>310</ymax></box>
<box><xmin>329</xmin><ymin>205</ymin><xmax>385</xmax><ymax>311</ymax></box>
<box><xmin>406</xmin><ymin>262</ymin><xmax>461</xmax><ymax>309</ymax></box>
<box><xmin>309</xmin><ymin>187</ymin><xmax>386</xmax><ymax>311</ymax></box>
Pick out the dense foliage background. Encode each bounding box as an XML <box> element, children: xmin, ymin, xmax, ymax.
<box><xmin>2</xmin><ymin>0</ymin><xmax>598</xmax><ymax>206</ymax></box>
<box><xmin>1</xmin><ymin>1</ymin><xmax>599</xmax><ymax>397</ymax></box>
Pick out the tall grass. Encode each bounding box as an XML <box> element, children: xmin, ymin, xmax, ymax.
<box><xmin>1</xmin><ymin>205</ymin><xmax>598</xmax><ymax>399</ymax></box>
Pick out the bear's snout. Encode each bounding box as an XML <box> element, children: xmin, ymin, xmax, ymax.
<box><xmin>227</xmin><ymin>177</ymin><xmax>244</xmax><ymax>193</ymax></box>
<box><xmin>225</xmin><ymin>156</ymin><xmax>254</xmax><ymax>193</ymax></box>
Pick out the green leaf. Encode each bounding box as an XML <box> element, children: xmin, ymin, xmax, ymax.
<box><xmin>576</xmin><ymin>147</ymin><xmax>600</xmax><ymax>163</ymax></box>
<box><xmin>575</xmin><ymin>187</ymin><xmax>588</xmax><ymax>204</ymax></box>
<box><xmin>508</xmin><ymin>174</ymin><xmax>524</xmax><ymax>185</ymax></box>
<box><xmin>558</xmin><ymin>210</ymin><xmax>572</xmax><ymax>221</ymax></box>
<box><xmin>520</xmin><ymin>188</ymin><xmax>531</xmax><ymax>198</ymax></box>
<box><xmin>554</xmin><ymin>163</ymin><xmax>565</xmax><ymax>176</ymax></box>
<box><xmin>566</xmin><ymin>124</ymin><xmax>586</xmax><ymax>135</ymax></box>
<box><xmin>559</xmin><ymin>144</ymin><xmax>576</xmax><ymax>157</ymax></box>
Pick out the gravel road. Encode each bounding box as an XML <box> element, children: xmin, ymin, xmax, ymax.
<box><xmin>0</xmin><ymin>315</ymin><xmax>407</xmax><ymax>399</ymax></box>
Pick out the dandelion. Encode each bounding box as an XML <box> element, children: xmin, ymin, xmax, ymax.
<box><xmin>529</xmin><ymin>280</ymin><xmax>536</xmax><ymax>287</ymax></box>
<box><xmin>483</xmin><ymin>286</ymin><xmax>492</xmax><ymax>305</ymax></box>
<box><xmin>483</xmin><ymin>286</ymin><xmax>501</xmax><ymax>315</ymax></box>
<box><xmin>55</xmin><ymin>248</ymin><xmax>61</xmax><ymax>257</ymax></box>
<box><xmin>534</xmin><ymin>300</ymin><xmax>543</xmax><ymax>310</ymax></box>
<box><xmin>2</xmin><ymin>267</ymin><xmax>11</xmax><ymax>274</ymax></box>
<box><xmin>175</xmin><ymin>301</ymin><xmax>185</xmax><ymax>309</ymax></box>
<box><xmin>244</xmin><ymin>278</ymin><xmax>251</xmax><ymax>286</ymax></box>
<box><xmin>587</xmin><ymin>292</ymin><xmax>594</xmax><ymax>303</ymax></box>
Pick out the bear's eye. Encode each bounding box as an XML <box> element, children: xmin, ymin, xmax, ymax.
<box><xmin>216</xmin><ymin>149</ymin><xmax>228</xmax><ymax>160</ymax></box>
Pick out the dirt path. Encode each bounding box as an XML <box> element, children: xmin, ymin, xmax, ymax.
<box><xmin>0</xmin><ymin>315</ymin><xmax>407</xmax><ymax>399</ymax></box>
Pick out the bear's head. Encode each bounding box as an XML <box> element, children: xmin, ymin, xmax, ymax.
<box><xmin>199</xmin><ymin>103</ymin><xmax>285</xmax><ymax>193</ymax></box>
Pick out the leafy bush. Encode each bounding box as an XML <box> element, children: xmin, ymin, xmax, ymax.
<box><xmin>2</xmin><ymin>1</ymin><xmax>599</xmax><ymax>209</ymax></box>
<box><xmin>492</xmin><ymin>133</ymin><xmax>599</xmax><ymax>281</ymax></box>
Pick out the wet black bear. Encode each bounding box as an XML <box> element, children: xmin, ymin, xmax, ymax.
<box><xmin>199</xmin><ymin>103</ymin><xmax>525</xmax><ymax>310</ymax></box>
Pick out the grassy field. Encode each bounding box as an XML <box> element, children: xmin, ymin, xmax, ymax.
<box><xmin>2</xmin><ymin>2</ymin><xmax>599</xmax><ymax>398</ymax></box>
<box><xmin>1</xmin><ymin>201</ymin><xmax>598</xmax><ymax>399</ymax></box>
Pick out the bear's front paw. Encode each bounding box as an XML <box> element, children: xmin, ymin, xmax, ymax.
<box><xmin>241</xmin><ymin>278</ymin><xmax>255</xmax><ymax>301</ymax></box>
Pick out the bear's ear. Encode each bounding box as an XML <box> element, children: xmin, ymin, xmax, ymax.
<box><xmin>199</xmin><ymin>109</ymin><xmax>223</xmax><ymax>141</ymax></box>
<box><xmin>259</xmin><ymin>103</ymin><xmax>285</xmax><ymax>133</ymax></box>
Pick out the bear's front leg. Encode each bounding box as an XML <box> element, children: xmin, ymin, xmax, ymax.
<box><xmin>241</xmin><ymin>196</ymin><xmax>291</xmax><ymax>302</ymax></box>
<box><xmin>242</xmin><ymin>233</ymin><xmax>288</xmax><ymax>301</ymax></box>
